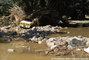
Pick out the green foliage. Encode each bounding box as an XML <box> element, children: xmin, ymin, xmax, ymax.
<box><xmin>0</xmin><ymin>0</ymin><xmax>89</xmax><ymax>19</ymax></box>
<box><xmin>0</xmin><ymin>0</ymin><xmax>13</xmax><ymax>16</ymax></box>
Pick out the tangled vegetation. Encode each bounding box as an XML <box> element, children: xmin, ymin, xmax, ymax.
<box><xmin>0</xmin><ymin>0</ymin><xmax>89</xmax><ymax>26</ymax></box>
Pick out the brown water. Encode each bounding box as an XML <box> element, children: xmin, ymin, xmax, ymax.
<box><xmin>1</xmin><ymin>27</ymin><xmax>89</xmax><ymax>60</ymax></box>
<box><xmin>0</xmin><ymin>43</ymin><xmax>53</xmax><ymax>60</ymax></box>
<box><xmin>49</xmin><ymin>27</ymin><xmax>89</xmax><ymax>37</ymax></box>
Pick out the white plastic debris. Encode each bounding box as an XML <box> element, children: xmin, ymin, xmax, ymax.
<box><xmin>38</xmin><ymin>41</ymin><xmax>42</xmax><ymax>44</ymax></box>
<box><xmin>50</xmin><ymin>45</ymin><xmax>57</xmax><ymax>49</ymax></box>
<box><xmin>7</xmin><ymin>49</ymin><xmax>15</xmax><ymax>53</ymax></box>
<box><xmin>46</xmin><ymin>42</ymin><xmax>55</xmax><ymax>48</ymax></box>
<box><xmin>84</xmin><ymin>47</ymin><xmax>89</xmax><ymax>53</ymax></box>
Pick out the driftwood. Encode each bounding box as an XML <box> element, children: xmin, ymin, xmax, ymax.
<box><xmin>9</xmin><ymin>6</ymin><xmax>26</xmax><ymax>26</ymax></box>
<box><xmin>9</xmin><ymin>6</ymin><xmax>46</xmax><ymax>26</ymax></box>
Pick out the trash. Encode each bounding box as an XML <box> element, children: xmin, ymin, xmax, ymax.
<box><xmin>38</xmin><ymin>41</ymin><xmax>42</xmax><ymax>44</ymax></box>
<box><xmin>84</xmin><ymin>47</ymin><xmax>89</xmax><ymax>53</ymax></box>
<box><xmin>70</xmin><ymin>37</ymin><xmax>85</xmax><ymax>47</ymax></box>
<box><xmin>0</xmin><ymin>25</ymin><xmax>62</xmax><ymax>41</ymax></box>
<box><xmin>46</xmin><ymin>42</ymin><xmax>55</xmax><ymax>48</ymax></box>
<box><xmin>50</xmin><ymin>45</ymin><xmax>57</xmax><ymax>49</ymax></box>
<box><xmin>7</xmin><ymin>49</ymin><xmax>15</xmax><ymax>53</ymax></box>
<box><xmin>45</xmin><ymin>40</ymin><xmax>70</xmax><ymax>56</ymax></box>
<box><xmin>20</xmin><ymin>20</ymin><xmax>32</xmax><ymax>28</ymax></box>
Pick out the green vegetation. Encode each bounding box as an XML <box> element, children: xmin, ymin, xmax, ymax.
<box><xmin>0</xmin><ymin>0</ymin><xmax>89</xmax><ymax>26</ymax></box>
<box><xmin>0</xmin><ymin>0</ymin><xmax>89</xmax><ymax>18</ymax></box>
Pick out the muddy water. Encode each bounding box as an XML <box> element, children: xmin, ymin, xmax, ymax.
<box><xmin>48</xmin><ymin>27</ymin><xmax>89</xmax><ymax>37</ymax></box>
<box><xmin>0</xmin><ymin>43</ymin><xmax>52</xmax><ymax>60</ymax></box>
<box><xmin>1</xmin><ymin>27</ymin><xmax>89</xmax><ymax>60</ymax></box>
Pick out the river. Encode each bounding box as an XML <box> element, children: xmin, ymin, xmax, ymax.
<box><xmin>0</xmin><ymin>27</ymin><xmax>89</xmax><ymax>60</ymax></box>
<box><xmin>49</xmin><ymin>27</ymin><xmax>89</xmax><ymax>37</ymax></box>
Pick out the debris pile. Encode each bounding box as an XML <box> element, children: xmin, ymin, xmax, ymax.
<box><xmin>1</xmin><ymin>25</ymin><xmax>89</xmax><ymax>56</ymax></box>
<box><xmin>38</xmin><ymin>36</ymin><xmax>89</xmax><ymax>56</ymax></box>
<box><xmin>44</xmin><ymin>36</ymin><xmax>88</xmax><ymax>48</ymax></box>
<box><xmin>0</xmin><ymin>25</ymin><xmax>61</xmax><ymax>38</ymax></box>
<box><xmin>46</xmin><ymin>40</ymin><xmax>70</xmax><ymax>56</ymax></box>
